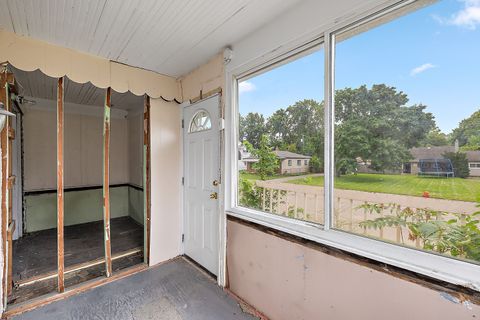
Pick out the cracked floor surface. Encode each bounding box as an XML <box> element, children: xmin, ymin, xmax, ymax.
<box><xmin>10</xmin><ymin>257</ymin><xmax>258</xmax><ymax>320</ymax></box>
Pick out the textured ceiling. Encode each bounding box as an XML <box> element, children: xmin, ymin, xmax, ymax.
<box><xmin>0</xmin><ymin>0</ymin><xmax>302</xmax><ymax>77</ymax></box>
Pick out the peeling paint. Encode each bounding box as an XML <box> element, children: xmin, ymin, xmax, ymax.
<box><xmin>440</xmin><ymin>292</ymin><xmax>461</xmax><ymax>304</ymax></box>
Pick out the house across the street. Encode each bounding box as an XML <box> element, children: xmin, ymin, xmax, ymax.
<box><xmin>274</xmin><ymin>150</ymin><xmax>311</xmax><ymax>175</ymax></box>
<box><xmin>239</xmin><ymin>148</ymin><xmax>311</xmax><ymax>175</ymax></box>
<box><xmin>405</xmin><ymin>145</ymin><xmax>480</xmax><ymax>177</ymax></box>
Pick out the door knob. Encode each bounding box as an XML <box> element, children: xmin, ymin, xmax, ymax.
<box><xmin>212</xmin><ymin>180</ymin><xmax>219</xmax><ymax>186</ymax></box>
<box><xmin>210</xmin><ymin>192</ymin><xmax>218</xmax><ymax>199</ymax></box>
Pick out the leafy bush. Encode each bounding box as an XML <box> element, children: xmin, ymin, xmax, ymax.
<box><xmin>238</xmin><ymin>177</ymin><xmax>286</xmax><ymax>213</ymax></box>
<box><xmin>238</xmin><ymin>178</ymin><xmax>262</xmax><ymax>210</ymax></box>
<box><xmin>358</xmin><ymin>202</ymin><xmax>480</xmax><ymax>262</ymax></box>
<box><xmin>443</xmin><ymin>151</ymin><xmax>470</xmax><ymax>178</ymax></box>
<box><xmin>309</xmin><ymin>155</ymin><xmax>323</xmax><ymax>173</ymax></box>
<box><xmin>251</xmin><ymin>135</ymin><xmax>279</xmax><ymax>180</ymax></box>
<box><xmin>303</xmin><ymin>176</ymin><xmax>313</xmax><ymax>184</ymax></box>
<box><xmin>335</xmin><ymin>158</ymin><xmax>358</xmax><ymax>177</ymax></box>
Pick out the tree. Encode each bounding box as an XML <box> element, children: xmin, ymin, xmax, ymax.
<box><xmin>266</xmin><ymin>99</ymin><xmax>324</xmax><ymax>158</ymax></box>
<box><xmin>241</xmin><ymin>84</ymin><xmax>438</xmax><ymax>177</ymax></box>
<box><xmin>239</xmin><ymin>112</ymin><xmax>267</xmax><ymax>149</ymax></box>
<box><xmin>309</xmin><ymin>155</ymin><xmax>323</xmax><ymax>173</ymax></box>
<box><xmin>334</xmin><ymin>84</ymin><xmax>435</xmax><ymax>174</ymax></box>
<box><xmin>421</xmin><ymin>127</ymin><xmax>449</xmax><ymax>146</ymax></box>
<box><xmin>266</xmin><ymin>109</ymin><xmax>290</xmax><ymax>148</ymax></box>
<box><xmin>461</xmin><ymin>135</ymin><xmax>480</xmax><ymax>151</ymax></box>
<box><xmin>450</xmin><ymin>110</ymin><xmax>480</xmax><ymax>148</ymax></box>
<box><xmin>251</xmin><ymin>135</ymin><xmax>279</xmax><ymax>180</ymax></box>
<box><xmin>443</xmin><ymin>151</ymin><xmax>470</xmax><ymax>178</ymax></box>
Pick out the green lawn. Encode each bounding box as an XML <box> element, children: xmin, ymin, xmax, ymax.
<box><xmin>288</xmin><ymin>173</ymin><xmax>480</xmax><ymax>202</ymax></box>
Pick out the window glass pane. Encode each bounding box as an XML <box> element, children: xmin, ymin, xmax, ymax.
<box><xmin>333</xmin><ymin>0</ymin><xmax>480</xmax><ymax>264</ymax></box>
<box><xmin>189</xmin><ymin>110</ymin><xmax>211</xmax><ymax>133</ymax></box>
<box><xmin>238</xmin><ymin>47</ymin><xmax>325</xmax><ymax>225</ymax></box>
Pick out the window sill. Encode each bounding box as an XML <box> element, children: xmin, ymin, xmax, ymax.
<box><xmin>226</xmin><ymin>207</ymin><xmax>480</xmax><ymax>291</ymax></box>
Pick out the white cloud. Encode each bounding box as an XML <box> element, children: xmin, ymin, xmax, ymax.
<box><xmin>434</xmin><ymin>0</ymin><xmax>480</xmax><ymax>30</ymax></box>
<box><xmin>410</xmin><ymin>63</ymin><xmax>436</xmax><ymax>76</ymax></box>
<box><xmin>238</xmin><ymin>81</ymin><xmax>256</xmax><ymax>94</ymax></box>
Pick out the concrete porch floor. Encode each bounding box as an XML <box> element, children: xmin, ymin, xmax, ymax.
<box><xmin>9</xmin><ymin>257</ymin><xmax>258</xmax><ymax>320</ymax></box>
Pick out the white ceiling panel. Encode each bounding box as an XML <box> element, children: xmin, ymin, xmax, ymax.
<box><xmin>0</xmin><ymin>0</ymin><xmax>303</xmax><ymax>77</ymax></box>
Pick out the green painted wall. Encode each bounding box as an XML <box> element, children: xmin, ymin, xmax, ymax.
<box><xmin>128</xmin><ymin>186</ymin><xmax>144</xmax><ymax>225</ymax></box>
<box><xmin>25</xmin><ymin>186</ymin><xmax>130</xmax><ymax>233</ymax></box>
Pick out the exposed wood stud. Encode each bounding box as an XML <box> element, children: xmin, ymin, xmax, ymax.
<box><xmin>7</xmin><ymin>175</ymin><xmax>15</xmax><ymax>189</ymax></box>
<box><xmin>57</xmin><ymin>77</ymin><xmax>65</xmax><ymax>293</ymax></box>
<box><xmin>189</xmin><ymin>87</ymin><xmax>222</xmax><ymax>104</ymax></box>
<box><xmin>103</xmin><ymin>87</ymin><xmax>113</xmax><ymax>277</ymax></box>
<box><xmin>8</xmin><ymin>127</ymin><xmax>15</xmax><ymax>140</ymax></box>
<box><xmin>6</xmin><ymin>220</ymin><xmax>15</xmax><ymax>295</ymax></box>
<box><xmin>1</xmin><ymin>70</ymin><xmax>17</xmax><ymax>304</ymax></box>
<box><xmin>1</xmin><ymin>74</ymin><xmax>10</xmax><ymax>302</ymax></box>
<box><xmin>143</xmin><ymin>94</ymin><xmax>151</xmax><ymax>264</ymax></box>
<box><xmin>17</xmin><ymin>247</ymin><xmax>143</xmax><ymax>288</ymax></box>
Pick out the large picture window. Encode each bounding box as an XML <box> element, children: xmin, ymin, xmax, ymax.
<box><xmin>230</xmin><ymin>0</ymin><xmax>480</xmax><ymax>286</ymax></box>
<box><xmin>332</xmin><ymin>0</ymin><xmax>480</xmax><ymax>264</ymax></box>
<box><xmin>237</xmin><ymin>47</ymin><xmax>325</xmax><ymax>225</ymax></box>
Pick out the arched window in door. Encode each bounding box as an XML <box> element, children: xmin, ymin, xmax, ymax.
<box><xmin>189</xmin><ymin>109</ymin><xmax>212</xmax><ymax>133</ymax></box>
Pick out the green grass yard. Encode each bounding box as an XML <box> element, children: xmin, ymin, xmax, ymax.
<box><xmin>287</xmin><ymin>174</ymin><xmax>480</xmax><ymax>202</ymax></box>
<box><xmin>239</xmin><ymin>172</ymin><xmax>302</xmax><ymax>181</ymax></box>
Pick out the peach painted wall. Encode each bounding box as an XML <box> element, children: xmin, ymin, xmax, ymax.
<box><xmin>149</xmin><ymin>98</ymin><xmax>183</xmax><ymax>265</ymax></box>
<box><xmin>179</xmin><ymin>53</ymin><xmax>224</xmax><ymax>101</ymax></box>
<box><xmin>227</xmin><ymin>219</ymin><xmax>480</xmax><ymax>320</ymax></box>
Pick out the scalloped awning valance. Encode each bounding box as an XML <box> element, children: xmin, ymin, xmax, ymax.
<box><xmin>0</xmin><ymin>29</ymin><xmax>181</xmax><ymax>101</ymax></box>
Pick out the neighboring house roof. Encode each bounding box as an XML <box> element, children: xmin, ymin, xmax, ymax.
<box><xmin>465</xmin><ymin>151</ymin><xmax>480</xmax><ymax>162</ymax></box>
<box><xmin>409</xmin><ymin>146</ymin><xmax>480</xmax><ymax>162</ymax></box>
<box><xmin>242</xmin><ymin>150</ymin><xmax>311</xmax><ymax>161</ymax></box>
<box><xmin>410</xmin><ymin>146</ymin><xmax>455</xmax><ymax>162</ymax></box>
<box><xmin>273</xmin><ymin>150</ymin><xmax>311</xmax><ymax>160</ymax></box>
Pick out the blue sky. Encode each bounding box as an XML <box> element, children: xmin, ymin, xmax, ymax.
<box><xmin>239</xmin><ymin>0</ymin><xmax>480</xmax><ymax>133</ymax></box>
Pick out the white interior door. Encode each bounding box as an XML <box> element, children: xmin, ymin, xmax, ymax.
<box><xmin>183</xmin><ymin>95</ymin><xmax>220</xmax><ymax>275</ymax></box>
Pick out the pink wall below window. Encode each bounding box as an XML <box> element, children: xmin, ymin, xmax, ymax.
<box><xmin>226</xmin><ymin>219</ymin><xmax>479</xmax><ymax>320</ymax></box>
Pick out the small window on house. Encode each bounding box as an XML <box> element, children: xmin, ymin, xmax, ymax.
<box><xmin>305</xmin><ymin>160</ymin><xmax>308</xmax><ymax>165</ymax></box>
<box><xmin>189</xmin><ymin>110</ymin><xmax>212</xmax><ymax>133</ymax></box>
<box><xmin>297</xmin><ymin>160</ymin><xmax>301</xmax><ymax>166</ymax></box>
<box><xmin>288</xmin><ymin>160</ymin><xmax>292</xmax><ymax>166</ymax></box>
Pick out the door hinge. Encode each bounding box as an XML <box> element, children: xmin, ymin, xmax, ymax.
<box><xmin>182</xmin><ymin>234</ymin><xmax>185</xmax><ymax>243</ymax></box>
<box><xmin>182</xmin><ymin>177</ymin><xmax>184</xmax><ymax>185</ymax></box>
<box><xmin>181</xmin><ymin>119</ymin><xmax>184</xmax><ymax>128</ymax></box>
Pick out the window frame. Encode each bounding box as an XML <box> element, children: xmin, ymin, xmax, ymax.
<box><xmin>224</xmin><ymin>0</ymin><xmax>480</xmax><ymax>290</ymax></box>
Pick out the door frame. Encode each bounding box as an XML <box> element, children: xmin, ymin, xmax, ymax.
<box><xmin>181</xmin><ymin>93</ymin><xmax>226</xmax><ymax>286</ymax></box>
